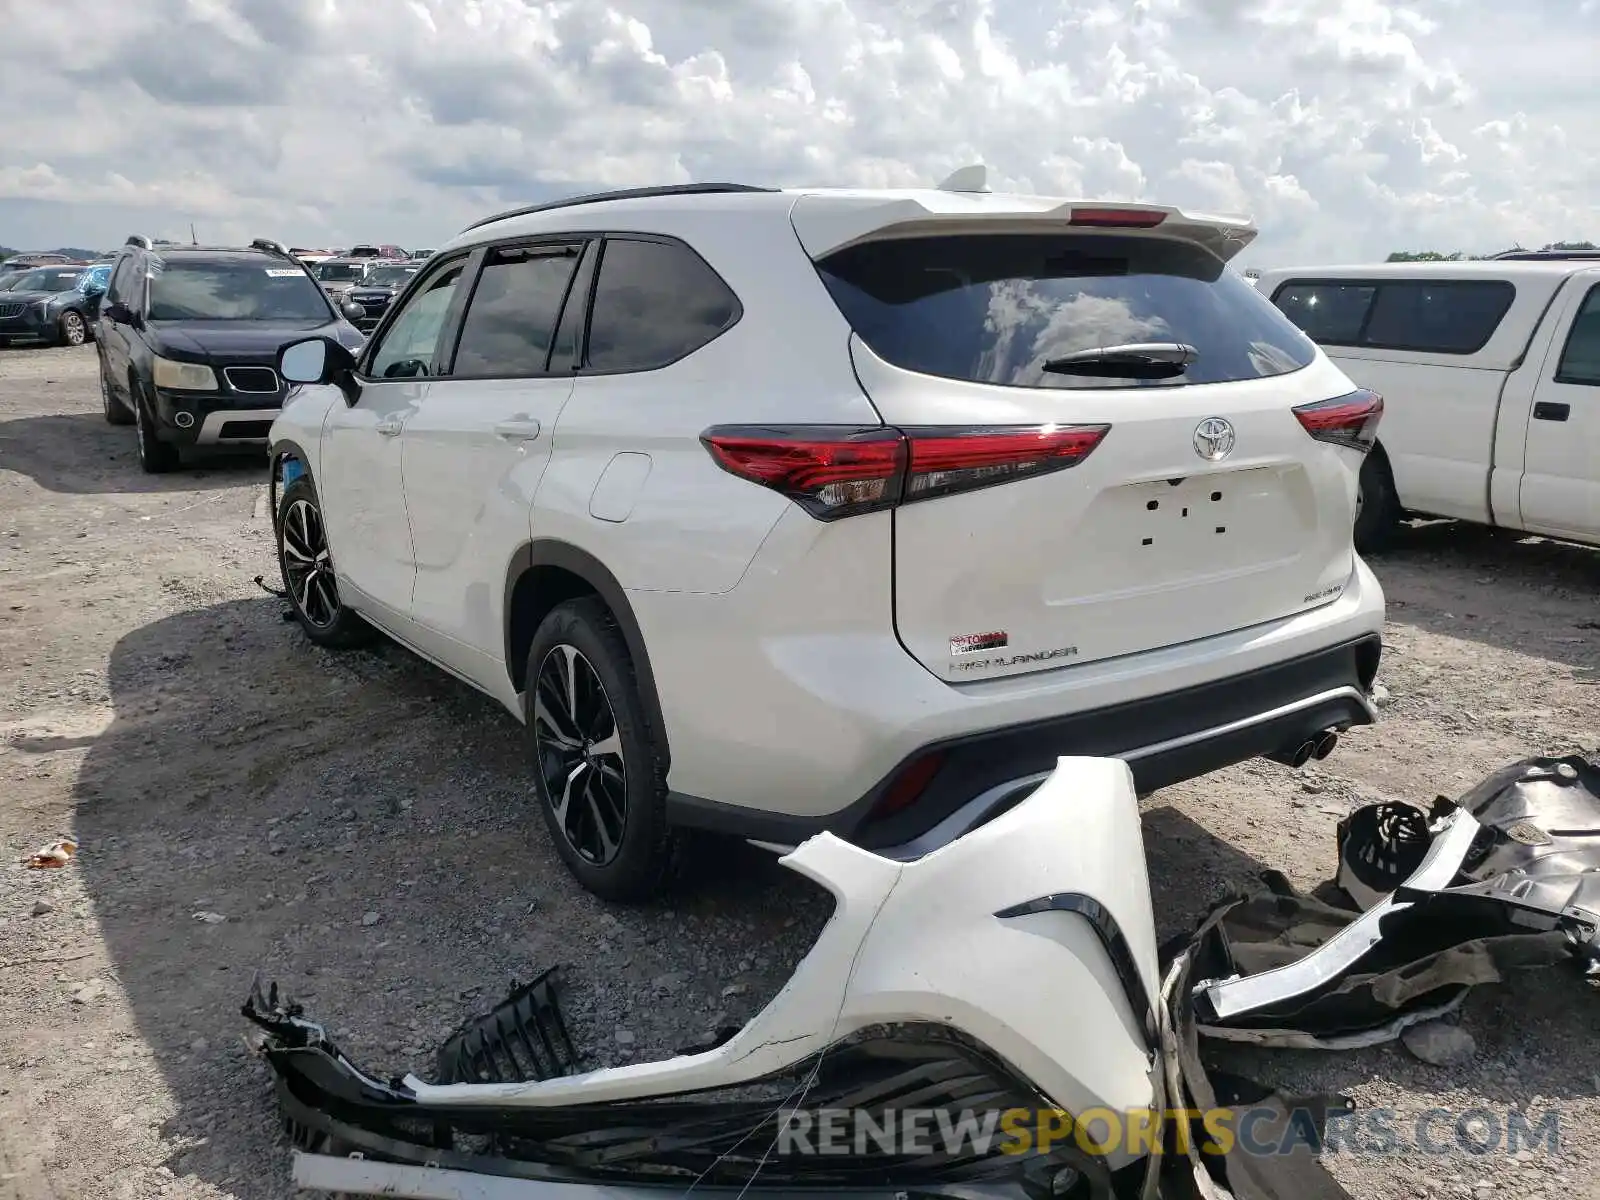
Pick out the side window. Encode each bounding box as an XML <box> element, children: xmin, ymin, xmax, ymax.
<box><xmin>1361</xmin><ymin>280</ymin><xmax>1515</xmax><ymax>354</ymax></box>
<box><xmin>584</xmin><ymin>237</ymin><xmax>740</xmax><ymax>373</ymax></box>
<box><xmin>1271</xmin><ymin>282</ymin><xmax>1375</xmax><ymax>345</ymax></box>
<box><xmin>365</xmin><ymin>261</ymin><xmax>465</xmax><ymax>380</ymax></box>
<box><xmin>1554</xmin><ymin>285</ymin><xmax>1600</xmax><ymax>387</ymax></box>
<box><xmin>105</xmin><ymin>255</ymin><xmax>133</xmax><ymax>305</ymax></box>
<box><xmin>449</xmin><ymin>244</ymin><xmax>581</xmax><ymax>378</ymax></box>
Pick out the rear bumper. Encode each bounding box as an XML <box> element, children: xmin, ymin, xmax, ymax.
<box><xmin>672</xmin><ymin>632</ymin><xmax>1379</xmax><ymax>850</ymax></box>
<box><xmin>651</xmin><ymin>540</ymin><xmax>1385</xmax><ymax>845</ymax></box>
<box><xmin>852</xmin><ymin>637</ymin><xmax>1378</xmax><ymax>852</ymax></box>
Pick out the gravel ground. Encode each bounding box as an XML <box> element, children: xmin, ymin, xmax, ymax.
<box><xmin>1</xmin><ymin>344</ymin><xmax>1597</xmax><ymax>1200</ymax></box>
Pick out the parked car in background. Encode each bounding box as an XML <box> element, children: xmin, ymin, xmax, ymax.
<box><xmin>342</xmin><ymin>260</ymin><xmax>422</xmax><ymax>331</ymax></box>
<box><xmin>0</xmin><ymin>252</ymin><xmax>77</xmax><ymax>285</ymax></box>
<box><xmin>409</xmin><ymin>248</ymin><xmax>436</xmax><ymax>260</ymax></box>
<box><xmin>1260</xmin><ymin>252</ymin><xmax>1600</xmax><ymax>551</ymax></box>
<box><xmin>312</xmin><ymin>257</ymin><xmax>371</xmax><ymax>302</ymax></box>
<box><xmin>346</xmin><ymin>244</ymin><xmax>407</xmax><ymax>260</ymax></box>
<box><xmin>96</xmin><ymin>236</ymin><xmax>366</xmax><ymax>473</ymax></box>
<box><xmin>0</xmin><ymin>262</ymin><xmax>110</xmax><ymax>347</ymax></box>
<box><xmin>267</xmin><ymin>178</ymin><xmax>1385</xmax><ymax>901</ymax></box>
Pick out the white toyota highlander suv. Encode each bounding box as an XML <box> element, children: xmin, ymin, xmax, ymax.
<box><xmin>267</xmin><ymin>177</ymin><xmax>1386</xmax><ymax>901</ymax></box>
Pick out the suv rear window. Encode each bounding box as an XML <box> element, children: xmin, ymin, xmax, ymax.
<box><xmin>1271</xmin><ymin>279</ymin><xmax>1515</xmax><ymax>355</ymax></box>
<box><xmin>816</xmin><ymin>233</ymin><xmax>1317</xmax><ymax>389</ymax></box>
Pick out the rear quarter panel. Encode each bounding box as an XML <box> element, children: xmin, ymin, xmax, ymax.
<box><xmin>537</xmin><ymin>206</ymin><xmax>883</xmax><ymax>595</ymax></box>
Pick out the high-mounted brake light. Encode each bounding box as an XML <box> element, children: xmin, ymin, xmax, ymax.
<box><xmin>1069</xmin><ymin>207</ymin><xmax>1168</xmax><ymax>229</ymax></box>
<box><xmin>701</xmin><ymin>424</ymin><xmax>1110</xmax><ymax>520</ymax></box>
<box><xmin>1292</xmin><ymin>389</ymin><xmax>1384</xmax><ymax>453</ymax></box>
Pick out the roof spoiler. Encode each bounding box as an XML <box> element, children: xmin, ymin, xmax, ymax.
<box><xmin>790</xmin><ymin>194</ymin><xmax>1259</xmax><ymax>263</ymax></box>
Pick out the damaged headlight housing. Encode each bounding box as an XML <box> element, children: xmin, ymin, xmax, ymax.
<box><xmin>152</xmin><ymin>355</ymin><xmax>217</xmax><ymax>391</ymax></box>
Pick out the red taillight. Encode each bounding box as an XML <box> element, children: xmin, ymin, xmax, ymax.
<box><xmin>1069</xmin><ymin>207</ymin><xmax>1168</xmax><ymax>228</ymax></box>
<box><xmin>1293</xmin><ymin>389</ymin><xmax>1383</xmax><ymax>453</ymax></box>
<box><xmin>700</xmin><ymin>423</ymin><xmax>1110</xmax><ymax>520</ymax></box>
<box><xmin>699</xmin><ymin>426</ymin><xmax>905</xmax><ymax>519</ymax></box>
<box><xmin>900</xmin><ymin>425</ymin><xmax>1110</xmax><ymax>502</ymax></box>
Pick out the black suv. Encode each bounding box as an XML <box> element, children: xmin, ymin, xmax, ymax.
<box><xmin>341</xmin><ymin>260</ymin><xmax>421</xmax><ymax>331</ymax></box>
<box><xmin>95</xmin><ymin>236</ymin><xmax>367</xmax><ymax>473</ymax></box>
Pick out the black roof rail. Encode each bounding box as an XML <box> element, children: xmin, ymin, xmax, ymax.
<box><xmin>460</xmin><ymin>182</ymin><xmax>780</xmax><ymax>233</ymax></box>
<box><xmin>1489</xmin><ymin>249</ymin><xmax>1600</xmax><ymax>261</ymax></box>
<box><xmin>125</xmin><ymin>234</ymin><xmax>152</xmax><ymax>249</ymax></box>
<box><xmin>249</xmin><ymin>237</ymin><xmax>292</xmax><ymax>259</ymax></box>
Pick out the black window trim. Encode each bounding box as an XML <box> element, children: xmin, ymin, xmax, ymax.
<box><xmin>354</xmin><ymin>248</ymin><xmax>479</xmax><ymax>384</ymax></box>
<box><xmin>1268</xmin><ymin>276</ymin><xmax>1517</xmax><ymax>357</ymax></box>
<box><xmin>549</xmin><ymin>238</ymin><xmax>601</xmax><ymax>374</ymax></box>
<box><xmin>1552</xmin><ymin>280</ymin><xmax>1600</xmax><ymax>388</ymax></box>
<box><xmin>436</xmin><ymin>234</ymin><xmax>592</xmax><ymax>382</ymax></box>
<box><xmin>572</xmin><ymin>231</ymin><xmax>745</xmax><ymax>378</ymax></box>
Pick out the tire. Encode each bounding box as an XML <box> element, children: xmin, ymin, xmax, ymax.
<box><xmin>526</xmin><ymin>597</ymin><xmax>683</xmax><ymax>903</ymax></box>
<box><xmin>57</xmin><ymin>310</ymin><xmax>87</xmax><ymax>347</ymax></box>
<box><xmin>275</xmin><ymin>477</ymin><xmax>372</xmax><ymax>649</ymax></box>
<box><xmin>1353</xmin><ymin>451</ymin><xmax>1401</xmax><ymax>554</ymax></box>
<box><xmin>101</xmin><ymin>360</ymin><xmax>133</xmax><ymax>425</ymax></box>
<box><xmin>133</xmin><ymin>381</ymin><xmax>180</xmax><ymax>473</ymax></box>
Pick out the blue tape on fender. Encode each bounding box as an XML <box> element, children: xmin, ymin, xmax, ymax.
<box><xmin>281</xmin><ymin>459</ymin><xmax>305</xmax><ymax>485</ymax></box>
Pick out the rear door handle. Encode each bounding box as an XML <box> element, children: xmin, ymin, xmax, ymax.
<box><xmin>375</xmin><ymin>417</ymin><xmax>403</xmax><ymax>437</ymax></box>
<box><xmin>494</xmin><ymin>417</ymin><xmax>542</xmax><ymax>441</ymax></box>
<box><xmin>1532</xmin><ymin>401</ymin><xmax>1570</xmax><ymax>422</ymax></box>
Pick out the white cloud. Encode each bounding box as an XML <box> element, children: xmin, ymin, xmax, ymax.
<box><xmin>0</xmin><ymin>0</ymin><xmax>1595</xmax><ymax>266</ymax></box>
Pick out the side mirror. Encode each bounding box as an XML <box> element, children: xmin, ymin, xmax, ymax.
<box><xmin>104</xmin><ymin>301</ymin><xmax>134</xmax><ymax>324</ymax></box>
<box><xmin>279</xmin><ymin>336</ymin><xmax>355</xmax><ymax>385</ymax></box>
<box><xmin>340</xmin><ymin>299</ymin><xmax>366</xmax><ymax>324</ymax></box>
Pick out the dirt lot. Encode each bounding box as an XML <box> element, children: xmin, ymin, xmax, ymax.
<box><xmin>1</xmin><ymin>344</ymin><xmax>1597</xmax><ymax>1200</ymax></box>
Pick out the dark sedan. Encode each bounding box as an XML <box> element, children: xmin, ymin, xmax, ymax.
<box><xmin>0</xmin><ymin>264</ymin><xmax>110</xmax><ymax>347</ymax></box>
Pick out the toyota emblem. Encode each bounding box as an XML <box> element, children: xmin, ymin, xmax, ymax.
<box><xmin>1193</xmin><ymin>417</ymin><xmax>1235</xmax><ymax>462</ymax></box>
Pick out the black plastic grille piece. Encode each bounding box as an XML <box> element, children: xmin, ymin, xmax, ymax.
<box><xmin>434</xmin><ymin>968</ymin><xmax>581</xmax><ymax>1085</ymax></box>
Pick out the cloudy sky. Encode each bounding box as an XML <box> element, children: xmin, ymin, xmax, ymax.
<box><xmin>1</xmin><ymin>0</ymin><xmax>1595</xmax><ymax>267</ymax></box>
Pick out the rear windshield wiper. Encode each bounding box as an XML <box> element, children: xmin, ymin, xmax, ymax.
<box><xmin>1041</xmin><ymin>342</ymin><xmax>1198</xmax><ymax>380</ymax></box>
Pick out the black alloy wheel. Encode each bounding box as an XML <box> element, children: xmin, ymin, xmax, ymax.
<box><xmin>101</xmin><ymin>360</ymin><xmax>133</xmax><ymax>424</ymax></box>
<box><xmin>281</xmin><ymin>497</ymin><xmax>341</xmax><ymax>630</ymax></box>
<box><xmin>274</xmin><ymin>477</ymin><xmax>370</xmax><ymax>648</ymax></box>
<box><xmin>134</xmin><ymin>382</ymin><xmax>179</xmax><ymax>473</ymax></box>
<box><xmin>532</xmin><ymin>644</ymin><xmax>629</xmax><ymax>867</ymax></box>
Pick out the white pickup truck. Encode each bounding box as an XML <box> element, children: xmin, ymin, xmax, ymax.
<box><xmin>1257</xmin><ymin>254</ymin><xmax>1600</xmax><ymax>551</ymax></box>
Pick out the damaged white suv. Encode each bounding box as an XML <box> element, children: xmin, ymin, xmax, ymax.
<box><xmin>267</xmin><ymin>175</ymin><xmax>1386</xmax><ymax>901</ymax></box>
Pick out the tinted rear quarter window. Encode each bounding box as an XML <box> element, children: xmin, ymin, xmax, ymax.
<box><xmin>451</xmin><ymin>245</ymin><xmax>581</xmax><ymax>377</ymax></box>
<box><xmin>1271</xmin><ymin>278</ymin><xmax>1515</xmax><ymax>355</ymax></box>
<box><xmin>1272</xmin><ymin>283</ymin><xmax>1375</xmax><ymax>344</ymax></box>
<box><xmin>584</xmin><ymin>237</ymin><xmax>741</xmax><ymax>372</ymax></box>
<box><xmin>1362</xmin><ymin>280</ymin><xmax>1514</xmax><ymax>353</ymax></box>
<box><xmin>1555</xmin><ymin>284</ymin><xmax>1600</xmax><ymax>386</ymax></box>
<box><xmin>817</xmin><ymin>233</ymin><xmax>1318</xmax><ymax>389</ymax></box>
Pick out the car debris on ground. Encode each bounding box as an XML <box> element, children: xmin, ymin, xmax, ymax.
<box><xmin>240</xmin><ymin>753</ymin><xmax>1600</xmax><ymax>1200</ymax></box>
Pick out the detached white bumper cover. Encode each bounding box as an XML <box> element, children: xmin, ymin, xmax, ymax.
<box><xmin>245</xmin><ymin>758</ymin><xmax>1163</xmax><ymax>1193</ymax></box>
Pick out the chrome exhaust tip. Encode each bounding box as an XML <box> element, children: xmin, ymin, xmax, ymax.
<box><xmin>1314</xmin><ymin>729</ymin><xmax>1339</xmax><ymax>760</ymax></box>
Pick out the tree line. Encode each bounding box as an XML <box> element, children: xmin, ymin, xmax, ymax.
<box><xmin>1386</xmin><ymin>241</ymin><xmax>1596</xmax><ymax>261</ymax></box>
